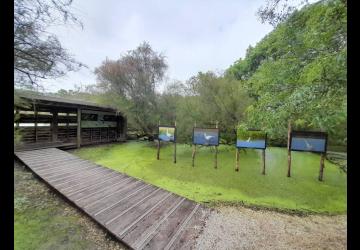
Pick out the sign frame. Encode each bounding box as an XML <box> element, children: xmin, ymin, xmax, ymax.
<box><xmin>236</xmin><ymin>128</ymin><xmax>267</xmax><ymax>150</ymax></box>
<box><xmin>158</xmin><ymin>125</ymin><xmax>176</xmax><ymax>143</ymax></box>
<box><xmin>192</xmin><ymin>127</ymin><xmax>220</xmax><ymax>146</ymax></box>
<box><xmin>289</xmin><ymin>130</ymin><xmax>328</xmax><ymax>154</ymax></box>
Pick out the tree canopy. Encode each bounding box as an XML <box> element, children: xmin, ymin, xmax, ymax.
<box><xmin>227</xmin><ymin>0</ymin><xmax>346</xmax><ymax>145</ymax></box>
<box><xmin>14</xmin><ymin>0</ymin><xmax>84</xmax><ymax>87</ymax></box>
<box><xmin>94</xmin><ymin>42</ymin><xmax>168</xmax><ymax>135</ymax></box>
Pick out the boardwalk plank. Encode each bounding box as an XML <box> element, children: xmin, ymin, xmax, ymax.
<box><xmin>76</xmin><ymin>178</ymin><xmax>140</xmax><ymax>207</ymax></box>
<box><xmin>107</xmin><ymin>190</ymin><xmax>171</xmax><ymax>231</ymax></box>
<box><xmin>67</xmin><ymin>174</ymin><xmax>127</xmax><ymax>199</ymax></box>
<box><xmin>14</xmin><ymin>148</ymin><xmax>210</xmax><ymax>250</ymax></box>
<box><xmin>83</xmin><ymin>181</ymin><xmax>147</xmax><ymax>214</ymax></box>
<box><xmin>93</xmin><ymin>186</ymin><xmax>158</xmax><ymax>223</ymax></box>
<box><xmin>120</xmin><ymin>195</ymin><xmax>183</xmax><ymax>243</ymax></box>
<box><xmin>140</xmin><ymin>200</ymin><xmax>196</xmax><ymax>250</ymax></box>
<box><xmin>58</xmin><ymin>171</ymin><xmax>119</xmax><ymax>194</ymax></box>
<box><xmin>170</xmin><ymin>206</ymin><xmax>210</xmax><ymax>250</ymax></box>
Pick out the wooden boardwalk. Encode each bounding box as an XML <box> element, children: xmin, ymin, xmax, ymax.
<box><xmin>15</xmin><ymin>148</ymin><xmax>210</xmax><ymax>250</ymax></box>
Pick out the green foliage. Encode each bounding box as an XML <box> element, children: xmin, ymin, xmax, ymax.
<box><xmin>237</xmin><ymin>125</ymin><xmax>266</xmax><ymax>141</ymax></box>
<box><xmin>74</xmin><ymin>142</ymin><xmax>347</xmax><ymax>214</ymax></box>
<box><xmin>171</xmin><ymin>72</ymin><xmax>252</xmax><ymax>144</ymax></box>
<box><xmin>227</xmin><ymin>0</ymin><xmax>346</xmax><ymax>146</ymax></box>
<box><xmin>95</xmin><ymin>42</ymin><xmax>167</xmax><ymax>135</ymax></box>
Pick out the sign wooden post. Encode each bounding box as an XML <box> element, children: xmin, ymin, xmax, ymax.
<box><xmin>214</xmin><ymin>121</ymin><xmax>218</xmax><ymax>169</ymax></box>
<box><xmin>157</xmin><ymin>139</ymin><xmax>161</xmax><ymax>160</ymax></box>
<box><xmin>174</xmin><ymin>121</ymin><xmax>177</xmax><ymax>164</ymax></box>
<box><xmin>192</xmin><ymin>121</ymin><xmax>197</xmax><ymax>167</ymax></box>
<box><xmin>262</xmin><ymin>149</ymin><xmax>266</xmax><ymax>175</ymax></box>
<box><xmin>192</xmin><ymin>145</ymin><xmax>196</xmax><ymax>167</ymax></box>
<box><xmin>318</xmin><ymin>153</ymin><xmax>325</xmax><ymax>181</ymax></box>
<box><xmin>157</xmin><ymin>120</ymin><xmax>160</xmax><ymax>160</ymax></box>
<box><xmin>287</xmin><ymin>120</ymin><xmax>292</xmax><ymax>177</ymax></box>
<box><xmin>235</xmin><ymin>148</ymin><xmax>239</xmax><ymax>171</ymax></box>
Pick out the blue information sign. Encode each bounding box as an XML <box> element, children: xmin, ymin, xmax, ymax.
<box><xmin>193</xmin><ymin>128</ymin><xmax>219</xmax><ymax>146</ymax></box>
<box><xmin>290</xmin><ymin>131</ymin><xmax>327</xmax><ymax>153</ymax></box>
<box><xmin>236</xmin><ymin>129</ymin><xmax>267</xmax><ymax>149</ymax></box>
<box><xmin>158</xmin><ymin>126</ymin><xmax>176</xmax><ymax>142</ymax></box>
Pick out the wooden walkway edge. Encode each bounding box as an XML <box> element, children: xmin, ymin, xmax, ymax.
<box><xmin>14</xmin><ymin>148</ymin><xmax>210</xmax><ymax>250</ymax></box>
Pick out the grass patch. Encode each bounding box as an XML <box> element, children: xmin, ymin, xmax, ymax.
<box><xmin>73</xmin><ymin>141</ymin><xmax>347</xmax><ymax>214</ymax></box>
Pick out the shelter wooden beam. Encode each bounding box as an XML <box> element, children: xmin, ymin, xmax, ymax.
<box><xmin>77</xmin><ymin>108</ymin><xmax>81</xmax><ymax>148</ymax></box>
<box><xmin>51</xmin><ymin>111</ymin><xmax>58</xmax><ymax>142</ymax></box>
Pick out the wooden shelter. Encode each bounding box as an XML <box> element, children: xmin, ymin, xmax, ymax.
<box><xmin>14</xmin><ymin>92</ymin><xmax>127</xmax><ymax>151</ymax></box>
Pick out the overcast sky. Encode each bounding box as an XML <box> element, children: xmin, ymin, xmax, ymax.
<box><xmin>41</xmin><ymin>0</ymin><xmax>275</xmax><ymax>92</ymax></box>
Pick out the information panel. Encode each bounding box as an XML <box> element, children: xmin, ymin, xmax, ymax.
<box><xmin>158</xmin><ymin>126</ymin><xmax>176</xmax><ymax>142</ymax></box>
<box><xmin>290</xmin><ymin>131</ymin><xmax>327</xmax><ymax>153</ymax></box>
<box><xmin>193</xmin><ymin>128</ymin><xmax>219</xmax><ymax>146</ymax></box>
<box><xmin>236</xmin><ymin>129</ymin><xmax>267</xmax><ymax>149</ymax></box>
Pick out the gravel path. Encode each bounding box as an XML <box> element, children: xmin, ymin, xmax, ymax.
<box><xmin>195</xmin><ymin>205</ymin><xmax>346</xmax><ymax>250</ymax></box>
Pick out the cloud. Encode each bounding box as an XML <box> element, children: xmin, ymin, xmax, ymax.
<box><xmin>40</xmin><ymin>0</ymin><xmax>273</xmax><ymax>92</ymax></box>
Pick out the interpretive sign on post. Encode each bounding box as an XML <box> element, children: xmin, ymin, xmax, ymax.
<box><xmin>158</xmin><ymin>126</ymin><xmax>176</xmax><ymax>142</ymax></box>
<box><xmin>290</xmin><ymin>131</ymin><xmax>327</xmax><ymax>153</ymax></box>
<box><xmin>157</xmin><ymin>124</ymin><xmax>177</xmax><ymax>163</ymax></box>
<box><xmin>288</xmin><ymin>130</ymin><xmax>328</xmax><ymax>181</ymax></box>
<box><xmin>192</xmin><ymin>128</ymin><xmax>219</xmax><ymax>146</ymax></box>
<box><xmin>236</xmin><ymin>128</ymin><xmax>267</xmax><ymax>174</ymax></box>
<box><xmin>192</xmin><ymin>125</ymin><xmax>220</xmax><ymax>168</ymax></box>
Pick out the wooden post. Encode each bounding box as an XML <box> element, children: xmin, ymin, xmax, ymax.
<box><xmin>214</xmin><ymin>146</ymin><xmax>218</xmax><ymax>169</ymax></box>
<box><xmin>174</xmin><ymin>121</ymin><xmax>177</xmax><ymax>164</ymax></box>
<box><xmin>157</xmin><ymin>120</ymin><xmax>160</xmax><ymax>160</ymax></box>
<box><xmin>123</xmin><ymin>117</ymin><xmax>127</xmax><ymax>140</ymax></box>
<box><xmin>287</xmin><ymin>120</ymin><xmax>292</xmax><ymax>177</ymax></box>
<box><xmin>235</xmin><ymin>148</ymin><xmax>240</xmax><ymax>171</ymax></box>
<box><xmin>52</xmin><ymin>111</ymin><xmax>58</xmax><ymax>142</ymax></box>
<box><xmin>157</xmin><ymin>139</ymin><xmax>161</xmax><ymax>160</ymax></box>
<box><xmin>318</xmin><ymin>153</ymin><xmax>325</xmax><ymax>181</ymax></box>
<box><xmin>34</xmin><ymin>104</ymin><xmax>38</xmax><ymax>142</ymax></box>
<box><xmin>192</xmin><ymin>144</ymin><xmax>196</xmax><ymax>167</ymax></box>
<box><xmin>262</xmin><ymin>149</ymin><xmax>266</xmax><ymax>175</ymax></box>
<box><xmin>174</xmin><ymin>141</ymin><xmax>177</xmax><ymax>163</ymax></box>
<box><xmin>214</xmin><ymin>121</ymin><xmax>218</xmax><ymax>169</ymax></box>
<box><xmin>15</xmin><ymin>108</ymin><xmax>20</xmax><ymax>128</ymax></box>
<box><xmin>192</xmin><ymin>121</ymin><xmax>197</xmax><ymax>167</ymax></box>
<box><xmin>77</xmin><ymin>108</ymin><xmax>81</xmax><ymax>148</ymax></box>
<box><xmin>66</xmin><ymin>113</ymin><xmax>69</xmax><ymax>141</ymax></box>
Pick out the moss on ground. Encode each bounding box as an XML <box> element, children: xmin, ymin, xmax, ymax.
<box><xmin>14</xmin><ymin>161</ymin><xmax>126</xmax><ymax>250</ymax></box>
<box><xmin>73</xmin><ymin>141</ymin><xmax>347</xmax><ymax>214</ymax></box>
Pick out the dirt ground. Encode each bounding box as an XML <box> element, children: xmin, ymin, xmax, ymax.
<box><xmin>195</xmin><ymin>205</ymin><xmax>346</xmax><ymax>250</ymax></box>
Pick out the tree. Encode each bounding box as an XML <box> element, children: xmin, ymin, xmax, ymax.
<box><xmin>172</xmin><ymin>72</ymin><xmax>252</xmax><ymax>144</ymax></box>
<box><xmin>229</xmin><ymin>0</ymin><xmax>347</xmax><ymax>146</ymax></box>
<box><xmin>14</xmin><ymin>0</ymin><xmax>84</xmax><ymax>87</ymax></box>
<box><xmin>95</xmin><ymin>42</ymin><xmax>168</xmax><ymax>135</ymax></box>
